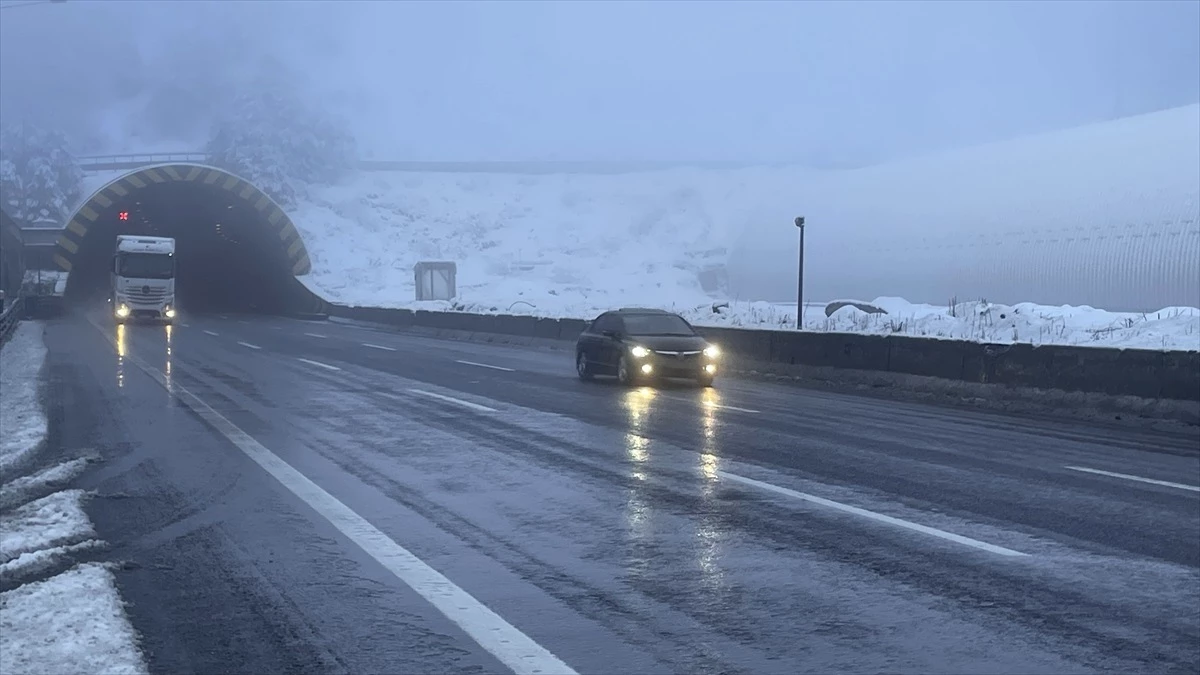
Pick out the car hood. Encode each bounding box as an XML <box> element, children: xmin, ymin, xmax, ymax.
<box><xmin>627</xmin><ymin>334</ymin><xmax>710</xmax><ymax>351</ymax></box>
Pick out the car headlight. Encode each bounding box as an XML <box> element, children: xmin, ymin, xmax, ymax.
<box><xmin>703</xmin><ymin>345</ymin><xmax>720</xmax><ymax>358</ymax></box>
<box><xmin>629</xmin><ymin>345</ymin><xmax>650</xmax><ymax>358</ymax></box>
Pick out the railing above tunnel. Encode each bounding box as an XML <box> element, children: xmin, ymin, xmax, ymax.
<box><xmin>76</xmin><ymin>153</ymin><xmax>767</xmax><ymax>175</ymax></box>
<box><xmin>77</xmin><ymin>153</ymin><xmax>211</xmax><ymax>173</ymax></box>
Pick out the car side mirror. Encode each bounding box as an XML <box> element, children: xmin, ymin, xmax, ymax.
<box><xmin>601</xmin><ymin>330</ymin><xmax>620</xmax><ymax>339</ymax></box>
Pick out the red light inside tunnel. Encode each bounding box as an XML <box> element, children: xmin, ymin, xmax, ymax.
<box><xmin>118</xmin><ymin>211</ymin><xmax>129</xmax><ymax>221</ymax></box>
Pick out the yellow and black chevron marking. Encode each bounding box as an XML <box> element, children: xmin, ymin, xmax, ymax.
<box><xmin>53</xmin><ymin>164</ymin><xmax>312</xmax><ymax>276</ymax></box>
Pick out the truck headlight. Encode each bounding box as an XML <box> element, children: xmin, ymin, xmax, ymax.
<box><xmin>115</xmin><ymin>304</ymin><xmax>130</xmax><ymax>318</ymax></box>
<box><xmin>703</xmin><ymin>345</ymin><xmax>720</xmax><ymax>358</ymax></box>
<box><xmin>165</xmin><ymin>307</ymin><xmax>176</xmax><ymax>319</ymax></box>
<box><xmin>630</xmin><ymin>345</ymin><xmax>650</xmax><ymax>358</ymax></box>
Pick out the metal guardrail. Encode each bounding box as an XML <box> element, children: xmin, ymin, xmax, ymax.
<box><xmin>354</xmin><ymin>160</ymin><xmax>766</xmax><ymax>174</ymax></box>
<box><xmin>0</xmin><ymin>294</ymin><xmax>22</xmax><ymax>350</ymax></box>
<box><xmin>75</xmin><ymin>153</ymin><xmax>210</xmax><ymax>172</ymax></box>
<box><xmin>74</xmin><ymin>153</ymin><xmax>766</xmax><ymax>175</ymax></box>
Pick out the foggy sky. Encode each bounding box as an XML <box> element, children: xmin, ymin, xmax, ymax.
<box><xmin>1</xmin><ymin>0</ymin><xmax>1197</xmax><ymax>165</ymax></box>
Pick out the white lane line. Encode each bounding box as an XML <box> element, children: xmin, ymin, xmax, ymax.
<box><xmin>409</xmin><ymin>389</ymin><xmax>498</xmax><ymax>413</ymax></box>
<box><xmin>179</xmin><ymin>322</ymin><xmax>190</xmax><ymax>328</ymax></box>
<box><xmin>363</xmin><ymin>343</ymin><xmax>397</xmax><ymax>351</ymax></box>
<box><xmin>203</xmin><ymin>330</ymin><xmax>219</xmax><ymax>337</ymax></box>
<box><xmin>1065</xmin><ymin>466</ymin><xmax>1200</xmax><ymax>493</ymax></box>
<box><xmin>665</xmin><ymin>395</ymin><xmax>760</xmax><ymax>414</ymax></box>
<box><xmin>717</xmin><ymin>471</ymin><xmax>1029</xmax><ymax>557</ymax></box>
<box><xmin>87</xmin><ymin>322</ymin><xmax>576</xmax><ymax>675</ymax></box>
<box><xmin>238</xmin><ymin>320</ymin><xmax>250</xmax><ymax>325</ymax></box>
<box><xmin>706</xmin><ymin>402</ymin><xmax>760</xmax><ymax>414</ymax></box>
<box><xmin>455</xmin><ymin>359</ymin><xmax>516</xmax><ymax>372</ymax></box>
<box><xmin>297</xmin><ymin>357</ymin><xmax>341</xmax><ymax>372</ymax></box>
<box><xmin>237</xmin><ymin>341</ymin><xmax>261</xmax><ymax>350</ymax></box>
<box><xmin>304</xmin><ymin>332</ymin><xmax>327</xmax><ymax>339</ymax></box>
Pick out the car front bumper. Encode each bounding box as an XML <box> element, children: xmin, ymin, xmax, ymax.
<box><xmin>633</xmin><ymin>353</ymin><xmax>717</xmax><ymax>378</ymax></box>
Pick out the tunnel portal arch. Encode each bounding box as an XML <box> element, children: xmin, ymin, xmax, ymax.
<box><xmin>53</xmin><ymin>163</ymin><xmax>312</xmax><ymax>280</ymax></box>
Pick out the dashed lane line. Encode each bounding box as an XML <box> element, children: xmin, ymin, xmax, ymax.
<box><xmin>408</xmin><ymin>389</ymin><xmax>498</xmax><ymax>413</ymax></box>
<box><xmin>455</xmin><ymin>359</ymin><xmax>516</xmax><ymax>372</ymax></box>
<box><xmin>718</xmin><ymin>471</ymin><xmax>1029</xmax><ymax>557</ymax></box>
<box><xmin>297</xmin><ymin>357</ymin><xmax>341</xmax><ymax>372</ymax></box>
<box><xmin>1065</xmin><ymin>465</ymin><xmax>1200</xmax><ymax>493</ymax></box>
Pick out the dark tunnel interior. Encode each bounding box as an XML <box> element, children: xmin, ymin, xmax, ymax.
<box><xmin>64</xmin><ymin>180</ymin><xmax>322</xmax><ymax>316</ymax></box>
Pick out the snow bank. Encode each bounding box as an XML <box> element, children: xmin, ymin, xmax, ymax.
<box><xmin>1</xmin><ymin>323</ymin><xmax>48</xmax><ymax>477</ymax></box>
<box><xmin>357</xmin><ymin>295</ymin><xmax>1200</xmax><ymax>352</ymax></box>
<box><xmin>0</xmin><ymin>563</ymin><xmax>147</xmax><ymax>675</ymax></box>
<box><xmin>683</xmin><ymin>298</ymin><xmax>1200</xmax><ymax>352</ymax></box>
<box><xmin>0</xmin><ymin>490</ymin><xmax>94</xmax><ymax>565</ymax></box>
<box><xmin>0</xmin><ymin>322</ymin><xmax>147</xmax><ymax>674</ymax></box>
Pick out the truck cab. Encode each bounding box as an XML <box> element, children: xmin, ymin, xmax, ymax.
<box><xmin>112</xmin><ymin>235</ymin><xmax>177</xmax><ymax>324</ymax></box>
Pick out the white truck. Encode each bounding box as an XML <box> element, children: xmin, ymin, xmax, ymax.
<box><xmin>112</xmin><ymin>235</ymin><xmax>177</xmax><ymax>324</ymax></box>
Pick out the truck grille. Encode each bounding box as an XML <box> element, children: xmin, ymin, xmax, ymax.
<box><xmin>125</xmin><ymin>286</ymin><xmax>168</xmax><ymax>304</ymax></box>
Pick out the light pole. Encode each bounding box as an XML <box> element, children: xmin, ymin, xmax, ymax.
<box><xmin>794</xmin><ymin>216</ymin><xmax>805</xmax><ymax>330</ymax></box>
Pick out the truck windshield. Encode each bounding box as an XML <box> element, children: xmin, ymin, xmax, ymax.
<box><xmin>117</xmin><ymin>253</ymin><xmax>174</xmax><ymax>279</ymax></box>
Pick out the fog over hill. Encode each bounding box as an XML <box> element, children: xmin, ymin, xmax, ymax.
<box><xmin>1</xmin><ymin>1</ymin><xmax>1196</xmax><ymax>165</ymax></box>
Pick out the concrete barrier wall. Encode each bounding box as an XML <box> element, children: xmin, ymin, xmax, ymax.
<box><xmin>329</xmin><ymin>305</ymin><xmax>1200</xmax><ymax>402</ymax></box>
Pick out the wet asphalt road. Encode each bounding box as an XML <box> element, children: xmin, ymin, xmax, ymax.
<box><xmin>39</xmin><ymin>311</ymin><xmax>1200</xmax><ymax>675</ymax></box>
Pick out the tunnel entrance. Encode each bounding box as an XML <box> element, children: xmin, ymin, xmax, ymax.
<box><xmin>57</xmin><ymin>164</ymin><xmax>324</xmax><ymax>316</ymax></box>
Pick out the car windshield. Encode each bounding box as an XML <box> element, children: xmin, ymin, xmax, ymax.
<box><xmin>117</xmin><ymin>252</ymin><xmax>174</xmax><ymax>279</ymax></box>
<box><xmin>623</xmin><ymin>313</ymin><xmax>694</xmax><ymax>336</ymax></box>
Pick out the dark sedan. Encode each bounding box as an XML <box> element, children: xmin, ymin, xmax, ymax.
<box><xmin>575</xmin><ymin>308</ymin><xmax>720</xmax><ymax>386</ymax></box>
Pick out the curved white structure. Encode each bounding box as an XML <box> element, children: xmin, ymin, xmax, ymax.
<box><xmin>728</xmin><ymin>104</ymin><xmax>1200</xmax><ymax>311</ymax></box>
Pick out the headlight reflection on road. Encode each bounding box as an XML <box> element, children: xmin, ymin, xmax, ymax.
<box><xmin>164</xmin><ymin>324</ymin><xmax>174</xmax><ymax>389</ymax></box>
<box><xmin>625</xmin><ymin>434</ymin><xmax>649</xmax><ymax>480</ymax></box>
<box><xmin>621</xmin><ymin>387</ymin><xmax>657</xmax><ymax>549</ymax></box>
<box><xmin>622</xmin><ymin>386</ymin><xmax>657</xmax><ymax>478</ymax></box>
<box><xmin>699</xmin><ymin>388</ymin><xmax>721</xmax><ymax>487</ymax></box>
<box><xmin>623</xmin><ymin>386</ymin><xmax>656</xmax><ymax>429</ymax></box>
<box><xmin>695</xmin><ymin>389</ymin><xmax>728</xmax><ymax>593</ymax></box>
<box><xmin>115</xmin><ymin>323</ymin><xmax>126</xmax><ymax>388</ymax></box>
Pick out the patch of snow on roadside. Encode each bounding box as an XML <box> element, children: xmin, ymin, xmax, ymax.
<box><xmin>0</xmin><ymin>490</ymin><xmax>94</xmax><ymax>564</ymax></box>
<box><xmin>0</xmin><ymin>459</ymin><xmax>89</xmax><ymax>511</ymax></box>
<box><xmin>0</xmin><ymin>323</ymin><xmax>48</xmax><ymax>477</ymax></box>
<box><xmin>0</xmin><ymin>563</ymin><xmax>147</xmax><ymax>675</ymax></box>
<box><xmin>1</xmin><ymin>540</ymin><xmax>106</xmax><ymax>583</ymax></box>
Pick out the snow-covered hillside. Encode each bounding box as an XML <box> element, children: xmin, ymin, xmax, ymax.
<box><xmin>729</xmin><ymin>103</ymin><xmax>1200</xmax><ymax>309</ymax></box>
<box><xmin>295</xmin><ymin>105</ymin><xmax>1199</xmax><ymax>321</ymax></box>
<box><xmin>293</xmin><ymin>167</ymin><xmax>808</xmax><ymax>314</ymax></box>
<box><xmin>290</xmin><ymin>168</ymin><xmax>1200</xmax><ymax>351</ymax></box>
